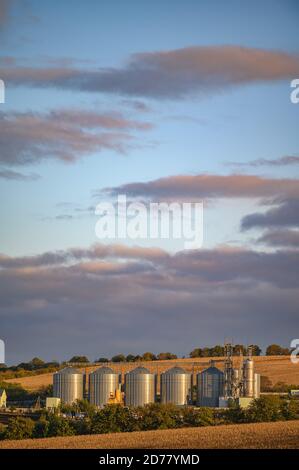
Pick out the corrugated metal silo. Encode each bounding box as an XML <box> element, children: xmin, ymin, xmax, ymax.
<box><xmin>197</xmin><ymin>366</ymin><xmax>224</xmax><ymax>407</ymax></box>
<box><xmin>125</xmin><ymin>367</ymin><xmax>156</xmax><ymax>407</ymax></box>
<box><xmin>89</xmin><ymin>367</ymin><xmax>120</xmax><ymax>407</ymax></box>
<box><xmin>53</xmin><ymin>367</ymin><xmax>85</xmax><ymax>404</ymax></box>
<box><xmin>161</xmin><ymin>367</ymin><xmax>192</xmax><ymax>405</ymax></box>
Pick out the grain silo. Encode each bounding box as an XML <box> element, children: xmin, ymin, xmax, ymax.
<box><xmin>197</xmin><ymin>365</ymin><xmax>224</xmax><ymax>407</ymax></box>
<box><xmin>161</xmin><ymin>367</ymin><xmax>192</xmax><ymax>406</ymax></box>
<box><xmin>89</xmin><ymin>367</ymin><xmax>120</xmax><ymax>407</ymax></box>
<box><xmin>53</xmin><ymin>367</ymin><xmax>85</xmax><ymax>404</ymax></box>
<box><xmin>124</xmin><ymin>367</ymin><xmax>156</xmax><ymax>407</ymax></box>
<box><xmin>243</xmin><ymin>358</ymin><xmax>254</xmax><ymax>398</ymax></box>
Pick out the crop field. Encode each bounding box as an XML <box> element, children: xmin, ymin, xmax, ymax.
<box><xmin>4</xmin><ymin>356</ymin><xmax>299</xmax><ymax>392</ymax></box>
<box><xmin>0</xmin><ymin>420</ymin><xmax>298</xmax><ymax>449</ymax></box>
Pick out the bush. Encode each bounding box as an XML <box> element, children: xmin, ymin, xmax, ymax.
<box><xmin>91</xmin><ymin>405</ymin><xmax>137</xmax><ymax>434</ymax></box>
<box><xmin>225</xmin><ymin>403</ymin><xmax>248</xmax><ymax>424</ymax></box>
<box><xmin>247</xmin><ymin>396</ymin><xmax>281</xmax><ymax>422</ymax></box>
<box><xmin>181</xmin><ymin>407</ymin><xmax>215</xmax><ymax>427</ymax></box>
<box><xmin>280</xmin><ymin>398</ymin><xmax>299</xmax><ymax>420</ymax></box>
<box><xmin>138</xmin><ymin>403</ymin><xmax>181</xmax><ymax>430</ymax></box>
<box><xmin>5</xmin><ymin>417</ymin><xmax>35</xmax><ymax>440</ymax></box>
<box><xmin>33</xmin><ymin>417</ymin><xmax>49</xmax><ymax>438</ymax></box>
<box><xmin>46</xmin><ymin>415</ymin><xmax>75</xmax><ymax>437</ymax></box>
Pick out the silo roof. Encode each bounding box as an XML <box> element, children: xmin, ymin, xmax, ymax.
<box><xmin>128</xmin><ymin>366</ymin><xmax>151</xmax><ymax>374</ymax></box>
<box><xmin>57</xmin><ymin>366</ymin><xmax>83</xmax><ymax>374</ymax></box>
<box><xmin>164</xmin><ymin>366</ymin><xmax>188</xmax><ymax>374</ymax></box>
<box><xmin>202</xmin><ymin>366</ymin><xmax>223</xmax><ymax>374</ymax></box>
<box><xmin>92</xmin><ymin>366</ymin><xmax>117</xmax><ymax>375</ymax></box>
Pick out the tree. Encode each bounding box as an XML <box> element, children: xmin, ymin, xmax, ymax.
<box><xmin>91</xmin><ymin>405</ymin><xmax>137</xmax><ymax>434</ymax></box>
<box><xmin>210</xmin><ymin>345</ymin><xmax>224</xmax><ymax>357</ymax></box>
<box><xmin>189</xmin><ymin>348</ymin><xmax>202</xmax><ymax>358</ymax></box>
<box><xmin>247</xmin><ymin>396</ymin><xmax>281</xmax><ymax>422</ymax></box>
<box><xmin>46</xmin><ymin>415</ymin><xmax>75</xmax><ymax>437</ymax></box>
<box><xmin>142</xmin><ymin>352</ymin><xmax>156</xmax><ymax>361</ymax></box>
<box><xmin>233</xmin><ymin>344</ymin><xmax>245</xmax><ymax>355</ymax></box>
<box><xmin>5</xmin><ymin>417</ymin><xmax>35</xmax><ymax>440</ymax></box>
<box><xmin>33</xmin><ymin>417</ymin><xmax>49</xmax><ymax>438</ymax></box>
<box><xmin>126</xmin><ymin>354</ymin><xmax>136</xmax><ymax>362</ymax></box>
<box><xmin>266</xmin><ymin>344</ymin><xmax>289</xmax><ymax>356</ymax></box>
<box><xmin>30</xmin><ymin>357</ymin><xmax>45</xmax><ymax>368</ymax></box>
<box><xmin>157</xmin><ymin>352</ymin><xmax>178</xmax><ymax>360</ymax></box>
<box><xmin>97</xmin><ymin>357</ymin><xmax>109</xmax><ymax>363</ymax></box>
<box><xmin>138</xmin><ymin>403</ymin><xmax>180</xmax><ymax>430</ymax></box>
<box><xmin>248</xmin><ymin>344</ymin><xmax>262</xmax><ymax>356</ymax></box>
<box><xmin>111</xmin><ymin>354</ymin><xmax>126</xmax><ymax>363</ymax></box>
<box><xmin>69</xmin><ymin>356</ymin><xmax>89</xmax><ymax>363</ymax></box>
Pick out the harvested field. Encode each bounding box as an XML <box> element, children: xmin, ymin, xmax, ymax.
<box><xmin>4</xmin><ymin>356</ymin><xmax>299</xmax><ymax>392</ymax></box>
<box><xmin>0</xmin><ymin>420</ymin><xmax>298</xmax><ymax>449</ymax></box>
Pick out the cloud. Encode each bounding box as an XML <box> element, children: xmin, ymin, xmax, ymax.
<box><xmin>257</xmin><ymin>229</ymin><xmax>299</xmax><ymax>248</ymax></box>
<box><xmin>102</xmin><ymin>173</ymin><xmax>299</xmax><ymax>202</ymax></box>
<box><xmin>227</xmin><ymin>155</ymin><xmax>299</xmax><ymax>168</ymax></box>
<box><xmin>0</xmin><ymin>109</ymin><xmax>152</xmax><ymax>166</ymax></box>
<box><xmin>0</xmin><ymin>169</ymin><xmax>40</xmax><ymax>180</ymax></box>
<box><xmin>241</xmin><ymin>198</ymin><xmax>299</xmax><ymax>230</ymax></box>
<box><xmin>0</xmin><ymin>243</ymin><xmax>298</xmax><ymax>362</ymax></box>
<box><xmin>1</xmin><ymin>45</ymin><xmax>299</xmax><ymax>99</ymax></box>
<box><xmin>0</xmin><ymin>0</ymin><xmax>11</xmax><ymax>26</ymax></box>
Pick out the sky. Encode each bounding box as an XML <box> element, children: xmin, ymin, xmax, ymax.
<box><xmin>0</xmin><ymin>0</ymin><xmax>298</xmax><ymax>365</ymax></box>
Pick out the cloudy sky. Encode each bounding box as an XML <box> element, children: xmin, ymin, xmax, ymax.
<box><xmin>0</xmin><ymin>0</ymin><xmax>298</xmax><ymax>364</ymax></box>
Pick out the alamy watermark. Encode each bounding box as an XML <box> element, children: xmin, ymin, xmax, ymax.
<box><xmin>95</xmin><ymin>195</ymin><xmax>203</xmax><ymax>250</ymax></box>
<box><xmin>0</xmin><ymin>79</ymin><xmax>5</xmax><ymax>104</ymax></box>
<box><xmin>290</xmin><ymin>79</ymin><xmax>299</xmax><ymax>104</ymax></box>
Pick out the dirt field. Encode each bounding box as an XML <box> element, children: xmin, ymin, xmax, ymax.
<box><xmin>0</xmin><ymin>420</ymin><xmax>298</xmax><ymax>449</ymax></box>
<box><xmin>4</xmin><ymin>356</ymin><xmax>299</xmax><ymax>391</ymax></box>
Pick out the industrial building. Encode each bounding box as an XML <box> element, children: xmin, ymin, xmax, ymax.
<box><xmin>53</xmin><ymin>367</ymin><xmax>85</xmax><ymax>405</ymax></box>
<box><xmin>161</xmin><ymin>367</ymin><xmax>192</xmax><ymax>406</ymax></box>
<box><xmin>51</xmin><ymin>345</ymin><xmax>260</xmax><ymax>409</ymax></box>
<box><xmin>124</xmin><ymin>367</ymin><xmax>156</xmax><ymax>407</ymax></box>
<box><xmin>197</xmin><ymin>363</ymin><xmax>224</xmax><ymax>407</ymax></box>
<box><xmin>89</xmin><ymin>367</ymin><xmax>121</xmax><ymax>407</ymax></box>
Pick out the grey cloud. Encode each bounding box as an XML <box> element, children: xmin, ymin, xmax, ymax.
<box><xmin>1</xmin><ymin>46</ymin><xmax>299</xmax><ymax>99</ymax></box>
<box><xmin>0</xmin><ymin>169</ymin><xmax>40</xmax><ymax>180</ymax></box>
<box><xmin>227</xmin><ymin>155</ymin><xmax>299</xmax><ymax>168</ymax></box>
<box><xmin>257</xmin><ymin>229</ymin><xmax>299</xmax><ymax>248</ymax></box>
<box><xmin>102</xmin><ymin>174</ymin><xmax>299</xmax><ymax>201</ymax></box>
<box><xmin>0</xmin><ymin>109</ymin><xmax>152</xmax><ymax>166</ymax></box>
<box><xmin>241</xmin><ymin>198</ymin><xmax>299</xmax><ymax>231</ymax></box>
<box><xmin>0</xmin><ymin>243</ymin><xmax>298</xmax><ymax>363</ymax></box>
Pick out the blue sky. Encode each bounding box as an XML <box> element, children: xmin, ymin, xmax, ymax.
<box><xmin>0</xmin><ymin>0</ymin><xmax>298</xmax><ymax>363</ymax></box>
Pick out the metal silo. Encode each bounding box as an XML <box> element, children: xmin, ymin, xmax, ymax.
<box><xmin>197</xmin><ymin>366</ymin><xmax>224</xmax><ymax>407</ymax></box>
<box><xmin>243</xmin><ymin>358</ymin><xmax>254</xmax><ymax>397</ymax></box>
<box><xmin>53</xmin><ymin>367</ymin><xmax>85</xmax><ymax>404</ymax></box>
<box><xmin>89</xmin><ymin>367</ymin><xmax>120</xmax><ymax>407</ymax></box>
<box><xmin>161</xmin><ymin>367</ymin><xmax>192</xmax><ymax>406</ymax></box>
<box><xmin>125</xmin><ymin>367</ymin><xmax>156</xmax><ymax>407</ymax></box>
<box><xmin>254</xmin><ymin>373</ymin><xmax>260</xmax><ymax>398</ymax></box>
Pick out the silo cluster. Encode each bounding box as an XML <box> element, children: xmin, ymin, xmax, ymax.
<box><xmin>160</xmin><ymin>367</ymin><xmax>192</xmax><ymax>406</ymax></box>
<box><xmin>52</xmin><ymin>355</ymin><xmax>260</xmax><ymax>408</ymax></box>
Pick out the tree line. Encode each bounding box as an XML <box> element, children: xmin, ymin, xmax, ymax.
<box><xmin>1</xmin><ymin>396</ymin><xmax>298</xmax><ymax>441</ymax></box>
<box><xmin>0</xmin><ymin>344</ymin><xmax>292</xmax><ymax>377</ymax></box>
